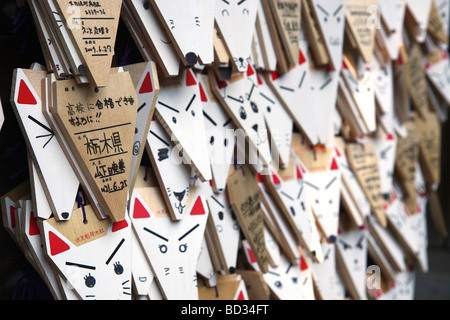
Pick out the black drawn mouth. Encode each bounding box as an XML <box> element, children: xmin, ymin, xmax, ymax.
<box><xmin>174</xmin><ymin>190</ymin><xmax>187</xmax><ymax>215</ymax></box>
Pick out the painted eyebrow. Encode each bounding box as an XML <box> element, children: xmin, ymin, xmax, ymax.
<box><xmin>297</xmin><ymin>186</ymin><xmax>304</xmax><ymax>200</ymax></box>
<box><xmin>259</xmin><ymin>92</ymin><xmax>275</xmax><ymax>104</ymax></box>
<box><xmin>222</xmin><ymin>0</ymin><xmax>229</xmax><ymax>4</ymax></box>
<box><xmin>268</xmin><ymin>270</ymin><xmax>280</xmax><ymax>277</ymax></box>
<box><xmin>185</xmin><ymin>94</ymin><xmax>196</xmax><ymax>112</ymax></box>
<box><xmin>144</xmin><ymin>227</ymin><xmax>169</xmax><ymax>242</ymax></box>
<box><xmin>285</xmin><ymin>263</ymin><xmax>293</xmax><ymax>274</ymax></box>
<box><xmin>203</xmin><ymin>110</ymin><xmax>217</xmax><ymax>126</ymax></box>
<box><xmin>333</xmin><ymin>4</ymin><xmax>343</xmax><ymax>16</ymax></box>
<box><xmin>65</xmin><ymin>261</ymin><xmax>96</xmax><ymax>270</ymax></box>
<box><xmin>316</xmin><ymin>4</ymin><xmax>329</xmax><ymax>16</ymax></box>
<box><xmin>237</xmin><ymin>0</ymin><xmax>247</xmax><ymax>5</ymax></box>
<box><xmin>28</xmin><ymin>115</ymin><xmax>53</xmax><ymax>134</ymax></box>
<box><xmin>149</xmin><ymin>130</ymin><xmax>170</xmax><ymax>147</ymax></box>
<box><xmin>298</xmin><ymin>71</ymin><xmax>306</xmax><ymax>89</ymax></box>
<box><xmin>158</xmin><ymin>101</ymin><xmax>179</xmax><ymax>113</ymax></box>
<box><xmin>320</xmin><ymin>78</ymin><xmax>332</xmax><ymax>90</ymax></box>
<box><xmin>210</xmin><ymin>195</ymin><xmax>224</xmax><ymax>208</ymax></box>
<box><xmin>304</xmin><ymin>181</ymin><xmax>319</xmax><ymax>190</ymax></box>
<box><xmin>325</xmin><ymin>176</ymin><xmax>337</xmax><ymax>190</ymax></box>
<box><xmin>106</xmin><ymin>238</ymin><xmax>125</xmax><ymax>265</ymax></box>
<box><xmin>138</xmin><ymin>102</ymin><xmax>147</xmax><ymax>113</ymax></box>
<box><xmin>178</xmin><ymin>223</ymin><xmax>200</xmax><ymax>241</ymax></box>
<box><xmin>281</xmin><ymin>191</ymin><xmax>294</xmax><ymax>201</ymax></box>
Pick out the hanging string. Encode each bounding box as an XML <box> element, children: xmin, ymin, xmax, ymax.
<box><xmin>76</xmin><ymin>193</ymin><xmax>88</xmax><ymax>224</ymax></box>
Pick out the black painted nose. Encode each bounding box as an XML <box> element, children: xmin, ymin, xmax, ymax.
<box><xmin>185</xmin><ymin>52</ymin><xmax>198</xmax><ymax>66</ymax></box>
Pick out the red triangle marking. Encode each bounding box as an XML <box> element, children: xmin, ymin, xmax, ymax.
<box><xmin>237</xmin><ymin>290</ymin><xmax>245</xmax><ymax>300</ymax></box>
<box><xmin>330</xmin><ymin>158</ymin><xmax>339</xmax><ymax>171</ymax></box>
<box><xmin>300</xmin><ymin>256</ymin><xmax>308</xmax><ymax>271</ymax></box>
<box><xmin>247</xmin><ymin>64</ymin><xmax>255</xmax><ymax>77</ymax></box>
<box><xmin>299</xmin><ymin>49</ymin><xmax>306</xmax><ymax>65</ymax></box>
<box><xmin>18</xmin><ymin>79</ymin><xmax>37</xmax><ymax>105</ymax></box>
<box><xmin>29</xmin><ymin>212</ymin><xmax>40</xmax><ymax>236</ymax></box>
<box><xmin>443</xmin><ymin>51</ymin><xmax>448</xmax><ymax>60</ymax></box>
<box><xmin>139</xmin><ymin>72</ymin><xmax>153</xmax><ymax>94</ymax></box>
<box><xmin>397</xmin><ymin>53</ymin><xmax>403</xmax><ymax>65</ymax></box>
<box><xmin>186</xmin><ymin>69</ymin><xmax>197</xmax><ymax>86</ymax></box>
<box><xmin>112</xmin><ymin>219</ymin><xmax>129</xmax><ymax>232</ymax></box>
<box><xmin>190</xmin><ymin>196</ymin><xmax>206</xmax><ymax>215</ymax></box>
<box><xmin>270</xmin><ymin>71</ymin><xmax>280</xmax><ymax>81</ymax></box>
<box><xmin>9</xmin><ymin>205</ymin><xmax>15</xmax><ymax>229</ymax></box>
<box><xmin>216</xmin><ymin>76</ymin><xmax>227</xmax><ymax>89</ymax></box>
<box><xmin>342</xmin><ymin>60</ymin><xmax>349</xmax><ymax>70</ymax></box>
<box><xmin>358</xmin><ymin>225</ymin><xmax>366</xmax><ymax>231</ymax></box>
<box><xmin>256</xmin><ymin>73</ymin><xmax>263</xmax><ymax>85</ymax></box>
<box><xmin>247</xmin><ymin>247</ymin><xmax>257</xmax><ymax>263</ymax></box>
<box><xmin>272</xmin><ymin>171</ymin><xmax>281</xmax><ymax>185</ymax></box>
<box><xmin>199</xmin><ymin>82</ymin><xmax>208</xmax><ymax>102</ymax></box>
<box><xmin>133</xmin><ymin>197</ymin><xmax>151</xmax><ymax>219</ymax></box>
<box><xmin>425</xmin><ymin>62</ymin><xmax>431</xmax><ymax>70</ymax></box>
<box><xmin>256</xmin><ymin>173</ymin><xmax>263</xmax><ymax>183</ymax></box>
<box><xmin>296</xmin><ymin>166</ymin><xmax>303</xmax><ymax>180</ymax></box>
<box><xmin>387</xmin><ymin>133</ymin><xmax>395</xmax><ymax>140</ymax></box>
<box><xmin>49</xmin><ymin>231</ymin><xmax>70</xmax><ymax>256</ymax></box>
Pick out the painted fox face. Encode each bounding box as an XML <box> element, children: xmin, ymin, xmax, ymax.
<box><xmin>151</xmin><ymin>0</ymin><xmax>215</xmax><ymax>66</ymax></box>
<box><xmin>215</xmin><ymin>0</ymin><xmax>259</xmax><ymax>72</ymax></box>
<box><xmin>12</xmin><ymin>68</ymin><xmax>79</xmax><ymax>221</ymax></box>
<box><xmin>198</xmin><ymin>74</ymin><xmax>235</xmax><ymax>193</ymax></box>
<box><xmin>42</xmin><ymin>205</ymin><xmax>132</xmax><ymax>300</ymax></box>
<box><xmin>301</xmin><ymin>154</ymin><xmax>341</xmax><ymax>241</ymax></box>
<box><xmin>147</xmin><ymin>117</ymin><xmax>195</xmax><ymax>220</ymax></box>
<box><xmin>213</xmin><ymin>64</ymin><xmax>272</xmax><ymax>166</ymax></box>
<box><xmin>311</xmin><ymin>0</ymin><xmax>345</xmax><ymax>71</ymax></box>
<box><xmin>129</xmin><ymin>185</ymin><xmax>209</xmax><ymax>300</ymax></box>
<box><xmin>336</xmin><ymin>226</ymin><xmax>367</xmax><ymax>299</ymax></box>
<box><xmin>243</xmin><ymin>240</ymin><xmax>304</xmax><ymax>300</ymax></box>
<box><xmin>155</xmin><ymin>68</ymin><xmax>211</xmax><ymax>182</ymax></box>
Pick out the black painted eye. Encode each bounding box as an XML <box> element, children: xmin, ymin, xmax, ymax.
<box><xmin>210</xmin><ymin>136</ymin><xmax>215</xmax><ymax>145</ymax></box>
<box><xmin>224</xmin><ymin>138</ymin><xmax>228</xmax><ymax>147</ymax></box>
<box><xmin>159</xmin><ymin>244</ymin><xmax>168</xmax><ymax>254</ymax></box>
<box><xmin>84</xmin><ymin>274</ymin><xmax>96</xmax><ymax>288</ymax></box>
<box><xmin>191</xmin><ymin>110</ymin><xmax>196</xmax><ymax>117</ymax></box>
<box><xmin>179</xmin><ymin>243</ymin><xmax>188</xmax><ymax>253</ymax></box>
<box><xmin>218</xmin><ymin>211</ymin><xmax>224</xmax><ymax>220</ymax></box>
<box><xmin>275</xmin><ymin>281</ymin><xmax>282</xmax><ymax>288</ymax></box>
<box><xmin>266</xmin><ymin>106</ymin><xmax>271</xmax><ymax>113</ymax></box>
<box><xmin>172</xmin><ymin>117</ymin><xmax>177</xmax><ymax>124</ymax></box>
<box><xmin>114</xmin><ymin>262</ymin><xmax>124</xmax><ymax>275</ymax></box>
<box><xmin>336</xmin><ymin>17</ymin><xmax>340</xmax><ymax>23</ymax></box>
<box><xmin>250</xmin><ymin>101</ymin><xmax>258</xmax><ymax>113</ymax></box>
<box><xmin>324</xmin><ymin>17</ymin><xmax>328</xmax><ymax>23</ymax></box>
<box><xmin>239</xmin><ymin>106</ymin><xmax>247</xmax><ymax>120</ymax></box>
<box><xmin>291</xmin><ymin>277</ymin><xmax>298</xmax><ymax>284</ymax></box>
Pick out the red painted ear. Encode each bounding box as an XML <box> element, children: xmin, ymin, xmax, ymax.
<box><xmin>247</xmin><ymin>247</ymin><xmax>257</xmax><ymax>264</ymax></box>
<box><xmin>300</xmin><ymin>256</ymin><xmax>308</xmax><ymax>271</ymax></box>
<box><xmin>29</xmin><ymin>212</ymin><xmax>40</xmax><ymax>236</ymax></box>
<box><xmin>190</xmin><ymin>197</ymin><xmax>206</xmax><ymax>215</ymax></box>
<box><xmin>199</xmin><ymin>82</ymin><xmax>208</xmax><ymax>102</ymax></box>
<box><xmin>139</xmin><ymin>72</ymin><xmax>153</xmax><ymax>94</ymax></box>
<box><xmin>256</xmin><ymin>173</ymin><xmax>263</xmax><ymax>183</ymax></box>
<box><xmin>270</xmin><ymin>71</ymin><xmax>280</xmax><ymax>81</ymax></box>
<box><xmin>236</xmin><ymin>290</ymin><xmax>246</xmax><ymax>300</ymax></box>
<box><xmin>256</xmin><ymin>73</ymin><xmax>263</xmax><ymax>85</ymax></box>
<box><xmin>296</xmin><ymin>165</ymin><xmax>303</xmax><ymax>180</ymax></box>
<box><xmin>186</xmin><ymin>69</ymin><xmax>197</xmax><ymax>86</ymax></box>
<box><xmin>342</xmin><ymin>60</ymin><xmax>349</xmax><ymax>70</ymax></box>
<box><xmin>133</xmin><ymin>197</ymin><xmax>150</xmax><ymax>219</ymax></box>
<box><xmin>330</xmin><ymin>157</ymin><xmax>339</xmax><ymax>171</ymax></box>
<box><xmin>299</xmin><ymin>49</ymin><xmax>306</xmax><ymax>65</ymax></box>
<box><xmin>18</xmin><ymin>79</ymin><xmax>37</xmax><ymax>105</ymax></box>
<box><xmin>48</xmin><ymin>231</ymin><xmax>70</xmax><ymax>256</ymax></box>
<box><xmin>112</xmin><ymin>219</ymin><xmax>129</xmax><ymax>232</ymax></box>
<box><xmin>272</xmin><ymin>171</ymin><xmax>281</xmax><ymax>185</ymax></box>
<box><xmin>247</xmin><ymin>64</ymin><xmax>255</xmax><ymax>77</ymax></box>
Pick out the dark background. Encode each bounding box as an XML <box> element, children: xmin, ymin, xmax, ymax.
<box><xmin>0</xmin><ymin>1</ymin><xmax>448</xmax><ymax>300</ymax></box>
